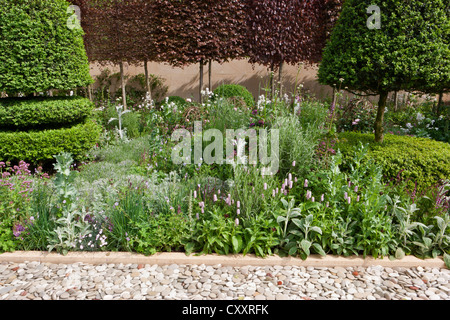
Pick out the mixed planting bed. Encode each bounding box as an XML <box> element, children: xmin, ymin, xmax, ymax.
<box><xmin>1</xmin><ymin>89</ymin><xmax>449</xmax><ymax>267</ymax></box>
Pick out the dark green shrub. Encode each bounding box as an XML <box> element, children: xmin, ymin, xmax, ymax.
<box><xmin>0</xmin><ymin>0</ymin><xmax>92</xmax><ymax>94</ymax></box>
<box><xmin>0</xmin><ymin>120</ymin><xmax>102</xmax><ymax>164</ymax></box>
<box><xmin>0</xmin><ymin>96</ymin><xmax>94</xmax><ymax>129</ymax></box>
<box><xmin>336</xmin><ymin>132</ymin><xmax>450</xmax><ymax>190</ymax></box>
<box><xmin>213</xmin><ymin>84</ymin><xmax>255</xmax><ymax>107</ymax></box>
<box><xmin>166</xmin><ymin>96</ymin><xmax>187</xmax><ymax>106</ymax></box>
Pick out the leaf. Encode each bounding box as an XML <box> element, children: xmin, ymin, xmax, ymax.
<box><xmin>231</xmin><ymin>235</ymin><xmax>239</xmax><ymax>253</ymax></box>
<box><xmin>444</xmin><ymin>253</ymin><xmax>450</xmax><ymax>269</ymax></box>
<box><xmin>395</xmin><ymin>248</ymin><xmax>405</xmax><ymax>260</ymax></box>
<box><xmin>309</xmin><ymin>226</ymin><xmax>322</xmax><ymax>235</ymax></box>
<box><xmin>312</xmin><ymin>243</ymin><xmax>326</xmax><ymax>256</ymax></box>
<box><xmin>300</xmin><ymin>239</ymin><xmax>311</xmax><ymax>256</ymax></box>
<box><xmin>288</xmin><ymin>246</ymin><xmax>297</xmax><ymax>256</ymax></box>
<box><xmin>291</xmin><ymin>218</ymin><xmax>303</xmax><ymax>229</ymax></box>
<box><xmin>277</xmin><ymin>216</ymin><xmax>286</xmax><ymax>224</ymax></box>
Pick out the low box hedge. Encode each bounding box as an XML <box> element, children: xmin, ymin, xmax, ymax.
<box><xmin>0</xmin><ymin>119</ymin><xmax>102</xmax><ymax>164</ymax></box>
<box><xmin>336</xmin><ymin>132</ymin><xmax>450</xmax><ymax>190</ymax></box>
<box><xmin>0</xmin><ymin>96</ymin><xmax>94</xmax><ymax>130</ymax></box>
<box><xmin>213</xmin><ymin>84</ymin><xmax>255</xmax><ymax>108</ymax></box>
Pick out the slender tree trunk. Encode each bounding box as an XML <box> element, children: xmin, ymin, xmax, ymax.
<box><xmin>269</xmin><ymin>63</ymin><xmax>275</xmax><ymax>100</ymax></box>
<box><xmin>199</xmin><ymin>59</ymin><xmax>204</xmax><ymax>104</ymax></box>
<box><xmin>278</xmin><ymin>61</ymin><xmax>284</xmax><ymax>97</ymax></box>
<box><xmin>88</xmin><ymin>84</ymin><xmax>93</xmax><ymax>101</ymax></box>
<box><xmin>144</xmin><ymin>59</ymin><xmax>152</xmax><ymax>102</ymax></box>
<box><xmin>120</xmin><ymin>61</ymin><xmax>127</xmax><ymax>110</ymax></box>
<box><xmin>374</xmin><ymin>91</ymin><xmax>389</xmax><ymax>143</ymax></box>
<box><xmin>331</xmin><ymin>87</ymin><xmax>337</xmax><ymax>108</ymax></box>
<box><xmin>208</xmin><ymin>60</ymin><xmax>212</xmax><ymax>90</ymax></box>
<box><xmin>437</xmin><ymin>91</ymin><xmax>444</xmax><ymax>116</ymax></box>
<box><xmin>393</xmin><ymin>91</ymin><xmax>398</xmax><ymax>111</ymax></box>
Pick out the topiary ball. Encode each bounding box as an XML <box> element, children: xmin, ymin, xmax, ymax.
<box><xmin>213</xmin><ymin>84</ymin><xmax>255</xmax><ymax>108</ymax></box>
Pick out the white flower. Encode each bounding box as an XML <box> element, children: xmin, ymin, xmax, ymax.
<box><xmin>417</xmin><ymin>113</ymin><xmax>425</xmax><ymax>122</ymax></box>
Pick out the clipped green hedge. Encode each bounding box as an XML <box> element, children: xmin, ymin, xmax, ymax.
<box><xmin>0</xmin><ymin>119</ymin><xmax>102</xmax><ymax>164</ymax></box>
<box><xmin>0</xmin><ymin>0</ymin><xmax>92</xmax><ymax>94</ymax></box>
<box><xmin>336</xmin><ymin>132</ymin><xmax>450</xmax><ymax>189</ymax></box>
<box><xmin>0</xmin><ymin>96</ymin><xmax>94</xmax><ymax>129</ymax></box>
<box><xmin>213</xmin><ymin>84</ymin><xmax>255</xmax><ymax>107</ymax></box>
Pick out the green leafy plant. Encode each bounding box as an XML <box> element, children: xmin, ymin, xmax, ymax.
<box><xmin>276</xmin><ymin>198</ymin><xmax>325</xmax><ymax>259</ymax></box>
<box><xmin>46</xmin><ymin>153</ymin><xmax>91</xmax><ymax>255</ymax></box>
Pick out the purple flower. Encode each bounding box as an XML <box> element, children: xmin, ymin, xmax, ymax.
<box><xmin>304</xmin><ymin>179</ymin><xmax>309</xmax><ymax>188</ymax></box>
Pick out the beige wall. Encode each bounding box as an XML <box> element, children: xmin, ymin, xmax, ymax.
<box><xmin>89</xmin><ymin>59</ymin><xmax>448</xmax><ymax>104</ymax></box>
<box><xmin>89</xmin><ymin>59</ymin><xmax>334</xmax><ymax>102</ymax></box>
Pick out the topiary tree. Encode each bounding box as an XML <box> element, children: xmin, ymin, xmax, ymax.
<box><xmin>0</xmin><ymin>0</ymin><xmax>93</xmax><ymax>95</ymax></box>
<box><xmin>318</xmin><ymin>0</ymin><xmax>450</xmax><ymax>143</ymax></box>
<box><xmin>0</xmin><ymin>0</ymin><xmax>100</xmax><ymax>165</ymax></box>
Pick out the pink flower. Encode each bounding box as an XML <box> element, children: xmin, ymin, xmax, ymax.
<box><xmin>304</xmin><ymin>179</ymin><xmax>309</xmax><ymax>188</ymax></box>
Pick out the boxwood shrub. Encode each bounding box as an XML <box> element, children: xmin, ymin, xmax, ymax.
<box><xmin>0</xmin><ymin>0</ymin><xmax>93</xmax><ymax>94</ymax></box>
<box><xmin>336</xmin><ymin>132</ymin><xmax>450</xmax><ymax>190</ymax></box>
<box><xmin>213</xmin><ymin>84</ymin><xmax>255</xmax><ymax>107</ymax></box>
<box><xmin>0</xmin><ymin>96</ymin><xmax>94</xmax><ymax>129</ymax></box>
<box><xmin>0</xmin><ymin>119</ymin><xmax>102</xmax><ymax>164</ymax></box>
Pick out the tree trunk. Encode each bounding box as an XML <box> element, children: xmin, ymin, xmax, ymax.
<box><xmin>208</xmin><ymin>60</ymin><xmax>212</xmax><ymax>90</ymax></box>
<box><xmin>199</xmin><ymin>59</ymin><xmax>204</xmax><ymax>104</ymax></box>
<box><xmin>278</xmin><ymin>61</ymin><xmax>284</xmax><ymax>97</ymax></box>
<box><xmin>393</xmin><ymin>91</ymin><xmax>398</xmax><ymax>111</ymax></box>
<box><xmin>331</xmin><ymin>86</ymin><xmax>337</xmax><ymax>108</ymax></box>
<box><xmin>269</xmin><ymin>63</ymin><xmax>275</xmax><ymax>100</ymax></box>
<box><xmin>144</xmin><ymin>59</ymin><xmax>152</xmax><ymax>102</ymax></box>
<box><xmin>374</xmin><ymin>91</ymin><xmax>388</xmax><ymax>143</ymax></box>
<box><xmin>88</xmin><ymin>84</ymin><xmax>92</xmax><ymax>101</ymax></box>
<box><xmin>120</xmin><ymin>61</ymin><xmax>127</xmax><ymax>110</ymax></box>
<box><xmin>436</xmin><ymin>91</ymin><xmax>444</xmax><ymax>116</ymax></box>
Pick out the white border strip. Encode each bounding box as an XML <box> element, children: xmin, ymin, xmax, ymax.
<box><xmin>0</xmin><ymin>251</ymin><xmax>446</xmax><ymax>268</ymax></box>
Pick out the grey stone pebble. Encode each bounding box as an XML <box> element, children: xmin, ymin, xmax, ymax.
<box><xmin>0</xmin><ymin>261</ymin><xmax>448</xmax><ymax>300</ymax></box>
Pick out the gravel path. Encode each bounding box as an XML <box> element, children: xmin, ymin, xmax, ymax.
<box><xmin>0</xmin><ymin>261</ymin><xmax>449</xmax><ymax>300</ymax></box>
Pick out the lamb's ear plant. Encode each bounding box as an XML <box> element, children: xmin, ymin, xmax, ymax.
<box><xmin>47</xmin><ymin>153</ymin><xmax>92</xmax><ymax>255</ymax></box>
<box><xmin>53</xmin><ymin>152</ymin><xmax>78</xmax><ymax>217</ymax></box>
<box><xmin>388</xmin><ymin>195</ymin><xmax>426</xmax><ymax>259</ymax></box>
<box><xmin>276</xmin><ymin>197</ymin><xmax>325</xmax><ymax>259</ymax></box>
<box><xmin>108</xmin><ymin>104</ymin><xmax>131</xmax><ymax>140</ymax></box>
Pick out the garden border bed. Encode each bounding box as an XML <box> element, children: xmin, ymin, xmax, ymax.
<box><xmin>0</xmin><ymin>251</ymin><xmax>446</xmax><ymax>268</ymax></box>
